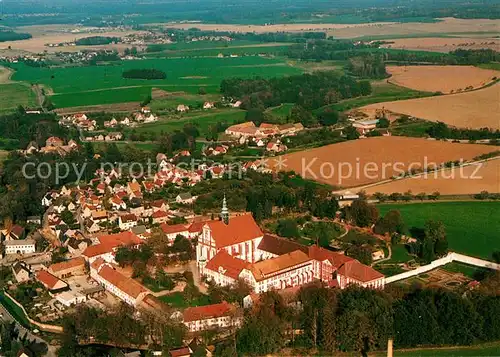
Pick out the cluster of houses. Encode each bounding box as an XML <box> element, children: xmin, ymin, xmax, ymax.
<box><xmin>23</xmin><ymin>136</ymin><xmax>79</xmax><ymax>156</ymax></box>
<box><xmin>84</xmin><ymin>132</ymin><xmax>123</xmax><ymax>142</ymax></box>
<box><xmin>59</xmin><ymin>113</ymin><xmax>97</xmax><ymax>131</ymax></box>
<box><xmin>225</xmin><ymin>121</ymin><xmax>304</xmax><ymax>140</ymax></box>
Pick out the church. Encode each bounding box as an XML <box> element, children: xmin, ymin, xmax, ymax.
<box><xmin>196</xmin><ymin>197</ymin><xmax>385</xmax><ymax>293</ymax></box>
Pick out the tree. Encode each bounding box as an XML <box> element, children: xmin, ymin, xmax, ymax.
<box><xmin>345</xmin><ymin>126</ymin><xmax>360</xmax><ymax>140</ymax></box>
<box><xmin>345</xmin><ymin>199</ymin><xmax>379</xmax><ymax>228</ymax></box>
<box><xmin>372</xmin><ymin>192</ymin><xmax>387</xmax><ymax>202</ymax></box>
<box><xmin>163</xmin><ymin>322</ymin><xmax>187</xmax><ymax>353</ymax></box>
<box><xmin>276</xmin><ymin>219</ymin><xmax>300</xmax><ymax>238</ymax></box>
<box><xmin>291</xmin><ymin>104</ymin><xmax>317</xmax><ymax>127</ymax></box>
<box><xmin>245</xmin><ymin>109</ymin><xmax>265</xmax><ymax>126</ymax></box>
<box><xmin>373</xmin><ymin>210</ymin><xmax>405</xmax><ymax>236</ymax></box>
<box><xmin>425</xmin><ymin>220</ymin><xmax>448</xmax><ymax>257</ymax></box>
<box><xmin>198</xmin><ymin>87</ymin><xmax>207</xmax><ymax>95</ymax></box>
<box><xmin>377</xmin><ymin>117</ymin><xmax>390</xmax><ymax>128</ymax></box>
<box><xmin>317</xmin><ymin>108</ymin><xmax>339</xmax><ymax>126</ymax></box>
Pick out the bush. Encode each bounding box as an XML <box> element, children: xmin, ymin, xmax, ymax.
<box><xmin>122</xmin><ymin>69</ymin><xmax>166</xmax><ymax>80</ymax></box>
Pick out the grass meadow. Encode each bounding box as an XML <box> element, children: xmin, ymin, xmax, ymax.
<box><xmin>0</xmin><ymin>83</ymin><xmax>37</xmax><ymax>113</ymax></box>
<box><xmin>378</xmin><ymin>201</ymin><xmax>500</xmax><ymax>260</ymax></box>
<box><xmin>136</xmin><ymin>109</ymin><xmax>247</xmax><ymax>136</ymax></box>
<box><xmin>9</xmin><ymin>57</ymin><xmax>302</xmax><ymax>108</ymax></box>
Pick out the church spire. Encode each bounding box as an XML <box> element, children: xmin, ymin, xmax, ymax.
<box><xmin>221</xmin><ymin>194</ymin><xmax>229</xmax><ymax>225</ymax></box>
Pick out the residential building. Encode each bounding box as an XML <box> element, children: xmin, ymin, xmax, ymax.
<box><xmin>176</xmin><ymin>192</ymin><xmax>197</xmax><ymax>204</ymax></box>
<box><xmin>12</xmin><ymin>262</ymin><xmax>31</xmax><ymax>283</ymax></box>
<box><xmin>90</xmin><ymin>259</ymin><xmax>149</xmax><ymax>306</ymax></box>
<box><xmin>4</xmin><ymin>239</ymin><xmax>36</xmax><ymax>255</ymax></box>
<box><xmin>160</xmin><ymin>223</ymin><xmax>189</xmax><ymax>244</ymax></box>
<box><xmin>118</xmin><ymin>213</ymin><xmax>138</xmax><ymax>230</ymax></box>
<box><xmin>182</xmin><ymin>301</ymin><xmax>242</xmax><ymax>332</ymax></box>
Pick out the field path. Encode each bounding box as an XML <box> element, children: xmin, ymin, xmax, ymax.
<box><xmin>0</xmin><ymin>66</ymin><xmax>14</xmax><ymax>84</ymax></box>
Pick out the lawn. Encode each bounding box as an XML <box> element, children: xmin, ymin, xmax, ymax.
<box><xmin>136</xmin><ymin>109</ymin><xmax>247</xmax><ymax>136</ymax></box>
<box><xmin>159</xmin><ymin>291</ymin><xmax>212</xmax><ymax>308</ymax></box>
<box><xmin>376</xmin><ymin>341</ymin><xmax>500</xmax><ymax>356</ymax></box>
<box><xmin>0</xmin><ymin>83</ymin><xmax>37</xmax><ymax>114</ymax></box>
<box><xmin>441</xmin><ymin>262</ymin><xmax>488</xmax><ymax>279</ymax></box>
<box><xmin>9</xmin><ymin>57</ymin><xmax>302</xmax><ymax>108</ymax></box>
<box><xmin>0</xmin><ymin>291</ymin><xmax>31</xmax><ymax>328</ymax></box>
<box><xmin>378</xmin><ymin>201</ymin><xmax>500</xmax><ymax>260</ymax></box>
<box><xmin>388</xmin><ymin>244</ymin><xmax>414</xmax><ymax>264</ymax></box>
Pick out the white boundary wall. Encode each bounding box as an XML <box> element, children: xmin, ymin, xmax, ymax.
<box><xmin>386</xmin><ymin>252</ymin><xmax>500</xmax><ymax>284</ymax></box>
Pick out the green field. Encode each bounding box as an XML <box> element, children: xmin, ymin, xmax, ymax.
<box><xmin>0</xmin><ymin>83</ymin><xmax>37</xmax><ymax>113</ymax></box>
<box><xmin>388</xmin><ymin>341</ymin><xmax>500</xmax><ymax>356</ymax></box>
<box><xmin>136</xmin><ymin>109</ymin><xmax>246</xmax><ymax>136</ymax></box>
<box><xmin>266</xmin><ymin>103</ymin><xmax>295</xmax><ymax>119</ymax></box>
<box><xmin>9</xmin><ymin>57</ymin><xmax>302</xmax><ymax>108</ymax></box>
<box><xmin>388</xmin><ymin>244</ymin><xmax>414</xmax><ymax>264</ymax></box>
<box><xmin>378</xmin><ymin>202</ymin><xmax>500</xmax><ymax>260</ymax></box>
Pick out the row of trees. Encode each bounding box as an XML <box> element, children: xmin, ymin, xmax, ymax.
<box><xmin>75</xmin><ymin>36</ymin><xmax>120</xmax><ymax>46</ymax></box>
<box><xmin>220</xmin><ymin>72</ymin><xmax>371</xmax><ymax>111</ymax></box>
<box><xmin>426</xmin><ymin>121</ymin><xmax>500</xmax><ymax>140</ymax></box>
<box><xmin>231</xmin><ymin>278</ymin><xmax>500</xmax><ymax>356</ymax></box>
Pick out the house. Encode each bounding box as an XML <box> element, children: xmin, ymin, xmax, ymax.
<box><xmin>4</xmin><ymin>239</ymin><xmax>36</xmax><ymax>255</ymax></box>
<box><xmin>372</xmin><ymin>250</ymin><xmax>385</xmax><ymax>261</ymax></box>
<box><xmin>141</xmin><ymin>106</ymin><xmax>151</xmax><ymax>114</ymax></box>
<box><xmin>46</xmin><ymin>136</ymin><xmax>64</xmax><ymax>147</ymax></box>
<box><xmin>109</xmin><ymin>196</ymin><xmax>127</xmax><ymax>210</ymax></box>
<box><xmin>177</xmin><ymin>104</ymin><xmax>190</xmax><ymax>113</ymax></box>
<box><xmin>278</xmin><ymin>123</ymin><xmax>304</xmax><ymax>136</ymax></box>
<box><xmin>12</xmin><ymin>262</ymin><xmax>31</xmax><ymax>283</ymax></box>
<box><xmin>151</xmin><ymin>199</ymin><xmax>168</xmax><ymax>212</ymax></box>
<box><xmin>176</xmin><ymin>192</ymin><xmax>197</xmax><ymax>204</ymax></box>
<box><xmin>90</xmin><ymin>259</ymin><xmax>149</xmax><ymax>306</ymax></box>
<box><xmin>131</xmin><ymin>225</ymin><xmax>149</xmax><ymax>239</ymax></box>
<box><xmin>119</xmin><ymin>213</ymin><xmax>138</xmax><ymax>231</ymax></box>
<box><xmin>160</xmin><ymin>223</ymin><xmax>189</xmax><ymax>244</ymax></box>
<box><xmin>82</xmin><ymin>231</ymin><xmax>142</xmax><ymax>263</ymax></box>
<box><xmin>182</xmin><ymin>301</ymin><xmax>242</xmax><ymax>332</ymax></box>
<box><xmin>48</xmin><ymin>257</ymin><xmax>86</xmax><ymax>279</ymax></box>
<box><xmin>266</xmin><ymin>141</ymin><xmax>287</xmax><ymax>153</ymax></box>
<box><xmin>152</xmin><ymin>210</ymin><xmax>170</xmax><ymax>225</ymax></box>
<box><xmin>67</xmin><ymin>238</ymin><xmax>92</xmax><ymax>256</ymax></box>
<box><xmin>1</xmin><ymin>225</ymin><xmax>25</xmax><ymax>240</ymax></box>
<box><xmin>91</xmin><ymin>210</ymin><xmax>108</xmax><ymax>223</ymax></box>
<box><xmin>36</xmin><ymin>270</ymin><xmax>69</xmax><ymax>293</ymax></box>
<box><xmin>203</xmin><ymin>102</ymin><xmax>215</xmax><ymax>109</ymax></box>
<box><xmin>232</xmin><ymin>101</ymin><xmax>242</xmax><ymax>108</ymax></box>
<box><xmin>353</xmin><ymin>119</ymin><xmax>379</xmax><ymax>135</ymax></box>
<box><xmin>85</xmin><ymin>220</ymin><xmax>102</xmax><ymax>234</ymax></box>
<box><xmin>25</xmin><ymin>141</ymin><xmax>39</xmax><ymax>155</ymax></box>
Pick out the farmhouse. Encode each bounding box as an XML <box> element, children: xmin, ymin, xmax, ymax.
<box><xmin>352</xmin><ymin>119</ymin><xmax>379</xmax><ymax>135</ymax></box>
<box><xmin>36</xmin><ymin>270</ymin><xmax>69</xmax><ymax>293</ymax></box>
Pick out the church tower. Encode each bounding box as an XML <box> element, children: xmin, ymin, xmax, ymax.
<box><xmin>221</xmin><ymin>195</ymin><xmax>229</xmax><ymax>225</ymax></box>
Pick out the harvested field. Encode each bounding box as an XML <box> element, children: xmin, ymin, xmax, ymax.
<box><xmin>0</xmin><ymin>30</ymin><xmax>144</xmax><ymax>53</ymax></box>
<box><xmin>386</xmin><ymin>65</ymin><xmax>499</xmax><ymax>93</ymax></box>
<box><xmin>360</xmin><ymin>82</ymin><xmax>500</xmax><ymax>130</ymax></box>
<box><xmin>362</xmin><ymin>158</ymin><xmax>500</xmax><ymax>195</ymax></box>
<box><xmin>270</xmin><ymin>137</ymin><xmax>497</xmax><ymax>188</ymax></box>
<box><xmin>328</xmin><ymin>18</ymin><xmax>500</xmax><ymax>39</ymax></box>
<box><xmin>0</xmin><ymin>66</ymin><xmax>13</xmax><ymax>83</ymax></box>
<box><xmin>381</xmin><ymin>37</ymin><xmax>500</xmax><ymax>53</ymax></box>
<box><xmin>53</xmin><ymin>101</ymin><xmax>141</xmax><ymax>115</ymax></box>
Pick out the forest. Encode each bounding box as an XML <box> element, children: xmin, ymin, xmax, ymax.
<box><xmin>0</xmin><ymin>30</ymin><xmax>32</xmax><ymax>42</ymax></box>
<box><xmin>220</xmin><ymin>72</ymin><xmax>371</xmax><ymax>110</ymax></box>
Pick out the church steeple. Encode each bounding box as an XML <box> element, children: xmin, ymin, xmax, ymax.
<box><xmin>221</xmin><ymin>194</ymin><xmax>229</xmax><ymax>225</ymax></box>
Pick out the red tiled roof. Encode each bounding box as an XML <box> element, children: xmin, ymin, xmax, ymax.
<box><xmin>151</xmin><ymin>199</ymin><xmax>166</xmax><ymax>208</ymax></box>
<box><xmin>258</xmin><ymin>234</ymin><xmax>308</xmax><ymax>256</ymax></box>
<box><xmin>49</xmin><ymin>257</ymin><xmax>85</xmax><ymax>273</ymax></box>
<box><xmin>90</xmin><ymin>257</ymin><xmax>105</xmax><ymax>271</ymax></box>
<box><xmin>153</xmin><ymin>210</ymin><xmax>169</xmax><ymax>219</ymax></box>
<box><xmin>160</xmin><ymin>223</ymin><xmax>188</xmax><ymax>235</ymax></box>
<box><xmin>83</xmin><ymin>232</ymin><xmax>141</xmax><ymax>258</ymax></box>
<box><xmin>205</xmin><ymin>250</ymin><xmax>249</xmax><ymax>280</ymax></box>
<box><xmin>308</xmin><ymin>245</ymin><xmax>354</xmax><ymax>269</ymax></box>
<box><xmin>206</xmin><ymin>214</ymin><xmax>263</xmax><ymax>248</ymax></box>
<box><xmin>120</xmin><ymin>213</ymin><xmax>138</xmax><ymax>223</ymax></box>
<box><xmin>337</xmin><ymin>260</ymin><xmax>384</xmax><ymax>283</ymax></box>
<box><xmin>98</xmin><ymin>265</ymin><xmax>148</xmax><ymax>299</ymax></box>
<box><xmin>36</xmin><ymin>270</ymin><xmax>66</xmax><ymax>290</ymax></box>
<box><xmin>188</xmin><ymin>221</ymin><xmax>207</xmax><ymax>234</ymax></box>
<box><xmin>183</xmin><ymin>301</ymin><xmax>234</xmax><ymax>323</ymax></box>
<box><xmin>250</xmin><ymin>250</ymin><xmax>311</xmax><ymax>281</ymax></box>
<box><xmin>169</xmin><ymin>347</ymin><xmax>191</xmax><ymax>357</ymax></box>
